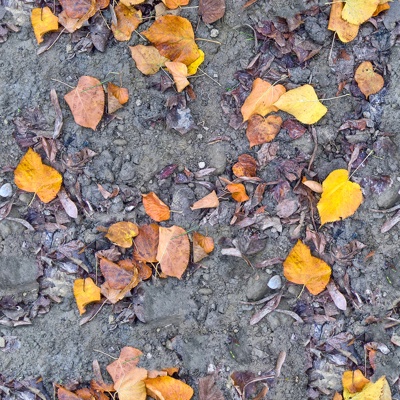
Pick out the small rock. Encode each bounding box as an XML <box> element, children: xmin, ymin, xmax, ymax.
<box><xmin>207</xmin><ymin>363</ymin><xmax>216</xmax><ymax>374</ymax></box>
<box><xmin>198</xmin><ymin>161</ymin><xmax>206</xmax><ymax>169</ymax></box>
<box><xmin>268</xmin><ymin>275</ymin><xmax>282</xmax><ymax>290</ymax></box>
<box><xmin>136</xmin><ymin>99</ymin><xmax>142</xmax><ymax>106</ymax></box>
<box><xmin>0</xmin><ymin>183</ymin><xmax>12</xmax><ymax>198</ymax></box>
<box><xmin>199</xmin><ymin>288</ymin><xmax>213</xmax><ymax>295</ymax></box>
<box><xmin>0</xmin><ymin>337</ymin><xmax>5</xmax><ymax>348</ymax></box>
<box><xmin>210</xmin><ymin>29</ymin><xmax>219</xmax><ymax>38</ymax></box>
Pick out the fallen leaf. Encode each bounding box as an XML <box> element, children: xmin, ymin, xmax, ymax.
<box><xmin>64</xmin><ymin>76</ymin><xmax>105</xmax><ymax>130</ymax></box>
<box><xmin>144</xmin><ymin>376</ymin><xmax>194</xmax><ymax>400</ymax></box>
<box><xmin>302</xmin><ymin>180</ymin><xmax>323</xmax><ymax>193</ymax></box>
<box><xmin>58</xmin><ymin>0</ymin><xmax>101</xmax><ymax>33</ymax></box>
<box><xmin>106</xmin><ymin>347</ymin><xmax>143</xmax><ymax>386</ymax></box>
<box><xmin>143</xmin><ymin>15</ymin><xmax>200</xmax><ymax>65</ymax></box>
<box><xmin>134</xmin><ymin>224</ymin><xmax>159</xmax><ymax>263</ymax></box>
<box><xmin>198</xmin><ymin>375</ymin><xmax>225</xmax><ymax>400</ymax></box>
<box><xmin>165</xmin><ymin>61</ymin><xmax>190</xmax><ymax>92</ymax></box>
<box><xmin>199</xmin><ymin>0</ymin><xmax>225</xmax><ymax>23</ymax></box>
<box><xmin>317</xmin><ymin>169</ymin><xmax>363</xmax><ymax>225</ymax></box>
<box><xmin>162</xmin><ymin>0</ymin><xmax>189</xmax><ymax>9</ymax></box>
<box><xmin>274</xmin><ymin>84</ymin><xmax>328</xmax><ymax>124</ymax></box>
<box><xmin>187</xmin><ymin>49</ymin><xmax>205</xmax><ymax>76</ymax></box>
<box><xmin>111</xmin><ymin>3</ymin><xmax>142</xmax><ymax>41</ymax></box>
<box><xmin>130</xmin><ymin>45</ymin><xmax>169</xmax><ymax>75</ymax></box>
<box><xmin>373</xmin><ymin>2</ymin><xmax>390</xmax><ymax>16</ymax></box>
<box><xmin>59</xmin><ymin>0</ymin><xmax>98</xmax><ymax>18</ymax></box>
<box><xmin>282</xmin><ymin>119</ymin><xmax>307</xmax><ymax>139</ymax></box>
<box><xmin>333</xmin><ymin>392</ymin><xmax>343</xmax><ymax>400</ymax></box>
<box><xmin>355</xmin><ymin>61</ymin><xmax>384</xmax><ymax>99</ymax></box>
<box><xmin>328</xmin><ymin>1</ymin><xmax>359</xmax><ymax>43</ymax></box>
<box><xmin>57</xmin><ymin>387</ymin><xmax>81</xmax><ymax>400</ymax></box>
<box><xmin>31</xmin><ymin>7</ymin><xmax>59</xmax><ymax>44</ymax></box>
<box><xmin>232</xmin><ymin>154</ymin><xmax>257</xmax><ymax>177</ymax></box>
<box><xmin>283</xmin><ymin>240</ymin><xmax>331</xmax><ymax>295</ymax></box>
<box><xmin>192</xmin><ymin>232</ymin><xmax>214</xmax><ymax>263</ymax></box>
<box><xmin>121</xmin><ymin>0</ymin><xmax>145</xmax><ymax>5</ymax></box>
<box><xmin>14</xmin><ymin>148</ymin><xmax>62</xmax><ymax>203</ymax></box>
<box><xmin>73</xmin><ymin>277</ymin><xmax>101</xmax><ymax>315</ymax></box>
<box><xmin>142</xmin><ymin>192</ymin><xmax>171</xmax><ymax>222</ymax></box>
<box><xmin>346</xmin><ymin>375</ymin><xmax>391</xmax><ymax>400</ymax></box>
<box><xmin>190</xmin><ymin>191</ymin><xmax>219</xmax><ymax>210</ymax></box>
<box><xmin>105</xmin><ymin>221</ymin><xmax>139</xmax><ymax>248</ymax></box>
<box><xmin>342</xmin><ymin>0</ymin><xmax>379</xmax><ymax>25</ymax></box>
<box><xmin>108</xmin><ymin>83</ymin><xmax>129</xmax><ymax>114</ymax></box>
<box><xmin>327</xmin><ymin>280</ymin><xmax>347</xmax><ymax>311</ymax></box>
<box><xmin>157</xmin><ymin>225</ymin><xmax>190</xmax><ymax>279</ymax></box>
<box><xmin>246</xmin><ymin>114</ymin><xmax>282</xmax><ymax>147</ymax></box>
<box><xmin>342</xmin><ymin>370</ymin><xmax>370</xmax><ymax>395</ymax></box>
<box><xmin>100</xmin><ymin>258</ymin><xmax>135</xmax><ymax>290</ymax></box>
<box><xmin>226</xmin><ymin>183</ymin><xmax>249</xmax><ymax>202</ymax></box>
<box><xmin>117</xmin><ymin>368</ymin><xmax>147</xmax><ymax>400</ymax></box>
<box><xmin>241</xmin><ymin>78</ymin><xmax>286</xmax><ymax>122</ymax></box>
<box><xmin>58</xmin><ymin>188</ymin><xmax>78</xmax><ymax>218</ymax></box>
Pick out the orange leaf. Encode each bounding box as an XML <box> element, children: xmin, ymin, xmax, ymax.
<box><xmin>14</xmin><ymin>148</ymin><xmax>62</xmax><ymax>203</ymax></box>
<box><xmin>333</xmin><ymin>392</ymin><xmax>343</xmax><ymax>400</ymax></box>
<box><xmin>341</xmin><ymin>0</ymin><xmax>379</xmax><ymax>25</ymax></box>
<box><xmin>116</xmin><ymin>367</ymin><xmax>148</xmax><ymax>400</ymax></box>
<box><xmin>246</xmin><ymin>114</ymin><xmax>282</xmax><ymax>147</ymax></box>
<box><xmin>107</xmin><ymin>347</ymin><xmax>143</xmax><ymax>385</ymax></box>
<box><xmin>283</xmin><ymin>240</ymin><xmax>331</xmax><ymax>295</ymax></box>
<box><xmin>317</xmin><ymin>169</ymin><xmax>363</xmax><ymax>225</ymax></box>
<box><xmin>134</xmin><ymin>224</ymin><xmax>159</xmax><ymax>263</ymax></box>
<box><xmin>190</xmin><ymin>191</ymin><xmax>219</xmax><ymax>210</ymax></box>
<box><xmin>241</xmin><ymin>78</ymin><xmax>286</xmax><ymax>122</ymax></box>
<box><xmin>58</xmin><ymin>0</ymin><xmax>99</xmax><ymax>33</ymax></box>
<box><xmin>192</xmin><ymin>232</ymin><xmax>214</xmax><ymax>263</ymax></box>
<box><xmin>232</xmin><ymin>154</ymin><xmax>257</xmax><ymax>177</ymax></box>
<box><xmin>31</xmin><ymin>7</ymin><xmax>59</xmax><ymax>44</ymax></box>
<box><xmin>100</xmin><ymin>258</ymin><xmax>135</xmax><ymax>290</ymax></box>
<box><xmin>64</xmin><ymin>76</ymin><xmax>105</xmax><ymax>130</ymax></box>
<box><xmin>355</xmin><ymin>61</ymin><xmax>384</xmax><ymax>99</ymax></box>
<box><xmin>119</xmin><ymin>259</ymin><xmax>153</xmax><ymax>280</ymax></box>
<box><xmin>343</xmin><ymin>376</ymin><xmax>391</xmax><ymax>400</ymax></box>
<box><xmin>226</xmin><ymin>183</ymin><xmax>249</xmax><ymax>202</ymax></box>
<box><xmin>105</xmin><ymin>221</ymin><xmax>139</xmax><ymax>248</ymax></box>
<box><xmin>342</xmin><ymin>370</ymin><xmax>370</xmax><ymax>394</ymax></box>
<box><xmin>373</xmin><ymin>2</ymin><xmax>390</xmax><ymax>16</ymax></box>
<box><xmin>143</xmin><ymin>15</ymin><xmax>200</xmax><ymax>65</ymax></box>
<box><xmin>144</xmin><ymin>376</ymin><xmax>194</xmax><ymax>400</ymax></box>
<box><xmin>73</xmin><ymin>277</ymin><xmax>101</xmax><ymax>315</ymax></box>
<box><xmin>148</xmin><ymin>370</ymin><xmax>168</xmax><ymax>379</ymax></box>
<box><xmin>111</xmin><ymin>3</ymin><xmax>142</xmax><ymax>41</ymax></box>
<box><xmin>163</xmin><ymin>367</ymin><xmax>179</xmax><ymax>376</ymax></box>
<box><xmin>157</xmin><ymin>226</ymin><xmax>190</xmax><ymax>279</ymax></box>
<box><xmin>59</xmin><ymin>0</ymin><xmax>97</xmax><ymax>18</ymax></box>
<box><xmin>165</xmin><ymin>61</ymin><xmax>190</xmax><ymax>92</ymax></box>
<box><xmin>57</xmin><ymin>387</ymin><xmax>81</xmax><ymax>400</ymax></box>
<box><xmin>108</xmin><ymin>83</ymin><xmax>129</xmax><ymax>114</ymax></box>
<box><xmin>162</xmin><ymin>0</ymin><xmax>189</xmax><ymax>9</ymax></box>
<box><xmin>121</xmin><ymin>0</ymin><xmax>145</xmax><ymax>5</ymax></box>
<box><xmin>130</xmin><ymin>45</ymin><xmax>169</xmax><ymax>75</ymax></box>
<box><xmin>328</xmin><ymin>2</ymin><xmax>359</xmax><ymax>43</ymax></box>
<box><xmin>142</xmin><ymin>192</ymin><xmax>171</xmax><ymax>222</ymax></box>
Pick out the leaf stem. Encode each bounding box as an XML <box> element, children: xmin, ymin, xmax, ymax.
<box><xmin>320</xmin><ymin>93</ymin><xmax>350</xmax><ymax>101</ymax></box>
<box><xmin>195</xmin><ymin>37</ymin><xmax>222</xmax><ymax>45</ymax></box>
<box><xmin>349</xmin><ymin>150</ymin><xmax>374</xmax><ymax>179</ymax></box>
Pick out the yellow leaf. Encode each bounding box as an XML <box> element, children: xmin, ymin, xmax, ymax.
<box><xmin>105</xmin><ymin>221</ymin><xmax>139</xmax><ymax>248</ymax></box>
<box><xmin>162</xmin><ymin>0</ymin><xmax>190</xmax><ymax>9</ymax></box>
<box><xmin>31</xmin><ymin>7</ymin><xmax>59</xmax><ymax>44</ymax></box>
<box><xmin>108</xmin><ymin>83</ymin><xmax>129</xmax><ymax>114</ymax></box>
<box><xmin>342</xmin><ymin>370</ymin><xmax>370</xmax><ymax>394</ymax></box>
<box><xmin>144</xmin><ymin>376</ymin><xmax>194</xmax><ymax>400</ymax></box>
<box><xmin>355</xmin><ymin>61</ymin><xmax>384</xmax><ymax>99</ymax></box>
<box><xmin>283</xmin><ymin>240</ymin><xmax>331</xmax><ymax>295</ymax></box>
<box><xmin>373</xmin><ymin>2</ymin><xmax>390</xmax><ymax>16</ymax></box>
<box><xmin>317</xmin><ymin>169</ymin><xmax>363</xmax><ymax>225</ymax></box>
<box><xmin>273</xmin><ymin>84</ymin><xmax>327</xmax><ymax>124</ymax></box>
<box><xmin>165</xmin><ymin>61</ymin><xmax>190</xmax><ymax>92</ymax></box>
<box><xmin>130</xmin><ymin>45</ymin><xmax>169</xmax><ymax>75</ymax></box>
<box><xmin>192</xmin><ymin>232</ymin><xmax>214</xmax><ymax>263</ymax></box>
<box><xmin>342</xmin><ymin>0</ymin><xmax>379</xmax><ymax>25</ymax></box>
<box><xmin>73</xmin><ymin>278</ymin><xmax>101</xmax><ymax>315</ymax></box>
<box><xmin>328</xmin><ymin>2</ymin><xmax>359</xmax><ymax>43</ymax></box>
<box><xmin>343</xmin><ymin>376</ymin><xmax>391</xmax><ymax>400</ymax></box>
<box><xmin>14</xmin><ymin>148</ymin><xmax>62</xmax><ymax>203</ymax></box>
<box><xmin>187</xmin><ymin>49</ymin><xmax>205</xmax><ymax>76</ymax></box>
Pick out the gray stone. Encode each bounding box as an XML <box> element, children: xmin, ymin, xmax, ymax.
<box><xmin>0</xmin><ymin>183</ymin><xmax>12</xmax><ymax>198</ymax></box>
<box><xmin>119</xmin><ymin>162</ymin><xmax>136</xmax><ymax>182</ymax></box>
<box><xmin>207</xmin><ymin>142</ymin><xmax>227</xmax><ymax>175</ymax></box>
<box><xmin>268</xmin><ymin>275</ymin><xmax>282</xmax><ymax>290</ymax></box>
<box><xmin>246</xmin><ymin>273</ymin><xmax>270</xmax><ymax>301</ymax></box>
<box><xmin>377</xmin><ymin>182</ymin><xmax>400</xmax><ymax>209</ymax></box>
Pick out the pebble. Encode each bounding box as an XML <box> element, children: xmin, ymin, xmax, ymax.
<box><xmin>198</xmin><ymin>161</ymin><xmax>206</xmax><ymax>169</ymax></box>
<box><xmin>210</xmin><ymin>29</ymin><xmax>219</xmax><ymax>38</ymax></box>
<box><xmin>199</xmin><ymin>288</ymin><xmax>213</xmax><ymax>295</ymax></box>
<box><xmin>0</xmin><ymin>183</ymin><xmax>12</xmax><ymax>198</ymax></box>
<box><xmin>207</xmin><ymin>363</ymin><xmax>216</xmax><ymax>374</ymax></box>
<box><xmin>268</xmin><ymin>275</ymin><xmax>282</xmax><ymax>290</ymax></box>
<box><xmin>136</xmin><ymin>99</ymin><xmax>142</xmax><ymax>106</ymax></box>
<box><xmin>0</xmin><ymin>337</ymin><xmax>5</xmax><ymax>348</ymax></box>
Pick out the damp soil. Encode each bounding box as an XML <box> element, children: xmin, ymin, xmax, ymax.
<box><xmin>1</xmin><ymin>0</ymin><xmax>400</xmax><ymax>399</ymax></box>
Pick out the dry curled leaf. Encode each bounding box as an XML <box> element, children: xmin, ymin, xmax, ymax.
<box><xmin>142</xmin><ymin>192</ymin><xmax>171</xmax><ymax>222</ymax></box>
<box><xmin>302</xmin><ymin>180</ymin><xmax>323</xmax><ymax>193</ymax></box>
<box><xmin>226</xmin><ymin>183</ymin><xmax>249</xmax><ymax>202</ymax></box>
<box><xmin>73</xmin><ymin>277</ymin><xmax>101</xmax><ymax>315</ymax></box>
<box><xmin>317</xmin><ymin>169</ymin><xmax>363</xmax><ymax>225</ymax></box>
<box><xmin>162</xmin><ymin>0</ymin><xmax>189</xmax><ymax>9</ymax></box>
<box><xmin>232</xmin><ymin>154</ymin><xmax>257</xmax><ymax>177</ymax></box>
<box><xmin>105</xmin><ymin>221</ymin><xmax>139</xmax><ymax>248</ymax></box>
<box><xmin>64</xmin><ymin>76</ymin><xmax>105</xmax><ymax>130</ymax></box>
<box><xmin>274</xmin><ymin>84</ymin><xmax>327</xmax><ymax>124</ymax></box>
<box><xmin>165</xmin><ymin>61</ymin><xmax>190</xmax><ymax>92</ymax></box>
<box><xmin>134</xmin><ymin>224</ymin><xmax>159</xmax><ymax>263</ymax></box>
<box><xmin>190</xmin><ymin>191</ymin><xmax>219</xmax><ymax>210</ymax></box>
<box><xmin>342</xmin><ymin>0</ymin><xmax>379</xmax><ymax>25</ymax></box>
<box><xmin>328</xmin><ymin>2</ymin><xmax>359</xmax><ymax>43</ymax></box>
<box><xmin>14</xmin><ymin>148</ymin><xmax>62</xmax><ymax>203</ymax></box>
<box><xmin>192</xmin><ymin>232</ymin><xmax>214</xmax><ymax>263</ymax></box>
<box><xmin>130</xmin><ymin>45</ymin><xmax>169</xmax><ymax>75</ymax></box>
<box><xmin>144</xmin><ymin>376</ymin><xmax>194</xmax><ymax>400</ymax></box>
<box><xmin>355</xmin><ymin>61</ymin><xmax>384</xmax><ymax>99</ymax></box>
<box><xmin>246</xmin><ymin>114</ymin><xmax>282</xmax><ymax>147</ymax></box>
<box><xmin>111</xmin><ymin>3</ymin><xmax>142</xmax><ymax>41</ymax></box>
<box><xmin>31</xmin><ymin>7</ymin><xmax>59</xmax><ymax>44</ymax></box>
<box><xmin>283</xmin><ymin>240</ymin><xmax>331</xmax><ymax>295</ymax></box>
<box><xmin>198</xmin><ymin>0</ymin><xmax>226</xmax><ymax>24</ymax></box>
<box><xmin>108</xmin><ymin>83</ymin><xmax>129</xmax><ymax>114</ymax></box>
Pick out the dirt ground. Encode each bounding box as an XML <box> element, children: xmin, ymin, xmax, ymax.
<box><xmin>1</xmin><ymin>0</ymin><xmax>400</xmax><ymax>399</ymax></box>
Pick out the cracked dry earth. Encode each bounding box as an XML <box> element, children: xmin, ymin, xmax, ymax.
<box><xmin>1</xmin><ymin>0</ymin><xmax>400</xmax><ymax>399</ymax></box>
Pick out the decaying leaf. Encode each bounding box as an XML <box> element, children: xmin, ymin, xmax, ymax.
<box><xmin>121</xmin><ymin>0</ymin><xmax>145</xmax><ymax>5</ymax></box>
<box><xmin>328</xmin><ymin>2</ymin><xmax>359</xmax><ymax>43</ymax></box>
<box><xmin>232</xmin><ymin>154</ymin><xmax>257</xmax><ymax>177</ymax></box>
<box><xmin>355</xmin><ymin>61</ymin><xmax>384</xmax><ymax>99</ymax></box>
<box><xmin>107</xmin><ymin>347</ymin><xmax>143</xmax><ymax>386</ymax></box>
<box><xmin>226</xmin><ymin>183</ymin><xmax>249</xmax><ymax>202</ymax></box>
<box><xmin>57</xmin><ymin>387</ymin><xmax>81</xmax><ymax>400</ymax></box>
<box><xmin>342</xmin><ymin>0</ymin><xmax>379</xmax><ymax>25</ymax></box>
<box><xmin>241</xmin><ymin>78</ymin><xmax>286</xmax><ymax>122</ymax></box>
<box><xmin>198</xmin><ymin>0</ymin><xmax>226</xmax><ymax>24</ymax></box>
<box><xmin>108</xmin><ymin>83</ymin><xmax>129</xmax><ymax>114</ymax></box>
<box><xmin>134</xmin><ymin>224</ymin><xmax>159</xmax><ymax>263</ymax></box>
<box><xmin>105</xmin><ymin>221</ymin><xmax>139</xmax><ymax>248</ymax></box>
<box><xmin>64</xmin><ymin>76</ymin><xmax>105</xmax><ymax>130</ymax></box>
<box><xmin>73</xmin><ymin>277</ymin><xmax>101</xmax><ymax>315</ymax></box>
<box><xmin>192</xmin><ymin>232</ymin><xmax>214</xmax><ymax>263</ymax></box>
<box><xmin>283</xmin><ymin>240</ymin><xmax>331</xmax><ymax>295</ymax></box>
<box><xmin>111</xmin><ymin>3</ymin><xmax>142</xmax><ymax>41</ymax></box>
<box><xmin>31</xmin><ymin>7</ymin><xmax>59</xmax><ymax>44</ymax></box>
<box><xmin>162</xmin><ymin>0</ymin><xmax>189</xmax><ymax>10</ymax></box>
<box><xmin>246</xmin><ymin>114</ymin><xmax>282</xmax><ymax>147</ymax></box>
<box><xmin>14</xmin><ymin>148</ymin><xmax>62</xmax><ymax>203</ymax></box>
<box><xmin>165</xmin><ymin>61</ymin><xmax>190</xmax><ymax>92</ymax></box>
<box><xmin>157</xmin><ymin>225</ymin><xmax>190</xmax><ymax>279</ymax></box>
<box><xmin>142</xmin><ymin>192</ymin><xmax>171</xmax><ymax>222</ymax></box>
<box><xmin>100</xmin><ymin>258</ymin><xmax>136</xmax><ymax>290</ymax></box>
<box><xmin>144</xmin><ymin>376</ymin><xmax>194</xmax><ymax>400</ymax></box>
<box><xmin>143</xmin><ymin>15</ymin><xmax>200</xmax><ymax>65</ymax></box>
<box><xmin>130</xmin><ymin>45</ymin><xmax>169</xmax><ymax>75</ymax></box>
<box><xmin>317</xmin><ymin>169</ymin><xmax>363</xmax><ymax>225</ymax></box>
<box><xmin>198</xmin><ymin>375</ymin><xmax>225</xmax><ymax>400</ymax></box>
<box><xmin>274</xmin><ymin>84</ymin><xmax>328</xmax><ymax>124</ymax></box>
<box><xmin>190</xmin><ymin>191</ymin><xmax>219</xmax><ymax>210</ymax></box>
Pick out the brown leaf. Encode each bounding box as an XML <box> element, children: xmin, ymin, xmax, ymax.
<box><xmin>326</xmin><ymin>280</ymin><xmax>347</xmax><ymax>311</ymax></box>
<box><xmin>192</xmin><ymin>232</ymin><xmax>214</xmax><ymax>263</ymax></box>
<box><xmin>190</xmin><ymin>191</ymin><xmax>219</xmax><ymax>210</ymax></box>
<box><xmin>232</xmin><ymin>154</ymin><xmax>257</xmax><ymax>177</ymax></box>
<box><xmin>117</xmin><ymin>368</ymin><xmax>147</xmax><ymax>400</ymax></box>
<box><xmin>157</xmin><ymin>225</ymin><xmax>190</xmax><ymax>279</ymax></box>
<box><xmin>58</xmin><ymin>188</ymin><xmax>78</xmax><ymax>218</ymax></box>
<box><xmin>105</xmin><ymin>221</ymin><xmax>139</xmax><ymax>248</ymax></box>
<box><xmin>134</xmin><ymin>224</ymin><xmax>159</xmax><ymax>263</ymax></box>
<box><xmin>246</xmin><ymin>114</ymin><xmax>282</xmax><ymax>147</ymax></box>
<box><xmin>282</xmin><ymin>119</ymin><xmax>307</xmax><ymax>139</ymax></box>
<box><xmin>198</xmin><ymin>0</ymin><xmax>226</xmax><ymax>24</ymax></box>
<box><xmin>142</xmin><ymin>192</ymin><xmax>171</xmax><ymax>222</ymax></box>
<box><xmin>100</xmin><ymin>258</ymin><xmax>134</xmax><ymax>290</ymax></box>
<box><xmin>111</xmin><ymin>3</ymin><xmax>142</xmax><ymax>41</ymax></box>
<box><xmin>64</xmin><ymin>76</ymin><xmax>105</xmax><ymax>130</ymax></box>
<box><xmin>250</xmin><ymin>292</ymin><xmax>282</xmax><ymax>325</ymax></box>
<box><xmin>57</xmin><ymin>387</ymin><xmax>81</xmax><ymax>400</ymax></box>
<box><xmin>198</xmin><ymin>376</ymin><xmax>225</xmax><ymax>400</ymax></box>
<box><xmin>108</xmin><ymin>83</ymin><xmax>129</xmax><ymax>114</ymax></box>
<box><xmin>130</xmin><ymin>45</ymin><xmax>169</xmax><ymax>75</ymax></box>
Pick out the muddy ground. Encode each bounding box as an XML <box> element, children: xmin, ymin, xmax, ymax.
<box><xmin>1</xmin><ymin>0</ymin><xmax>400</xmax><ymax>399</ymax></box>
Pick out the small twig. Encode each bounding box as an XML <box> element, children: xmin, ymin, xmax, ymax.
<box><xmin>50</xmin><ymin>78</ymin><xmax>75</xmax><ymax>89</ymax></box>
<box><xmin>195</xmin><ymin>37</ymin><xmax>221</xmax><ymax>45</ymax></box>
<box><xmin>93</xmin><ymin>349</ymin><xmax>118</xmax><ymax>360</ymax></box>
<box><xmin>328</xmin><ymin>31</ymin><xmax>336</xmax><ymax>63</ymax></box>
<box><xmin>86</xmin><ymin>299</ymin><xmax>108</xmax><ymax>323</ymax></box>
<box><xmin>134</xmin><ymin>29</ymin><xmax>147</xmax><ymax>41</ymax></box>
<box><xmin>41</xmin><ymin>28</ymin><xmax>65</xmax><ymax>53</ymax></box>
<box><xmin>349</xmin><ymin>150</ymin><xmax>374</xmax><ymax>179</ymax></box>
<box><xmin>197</xmin><ymin>67</ymin><xmax>221</xmax><ymax>86</ymax></box>
<box><xmin>370</xmin><ymin>204</ymin><xmax>400</xmax><ymax>214</ymax></box>
<box><xmin>320</xmin><ymin>93</ymin><xmax>350</xmax><ymax>102</ymax></box>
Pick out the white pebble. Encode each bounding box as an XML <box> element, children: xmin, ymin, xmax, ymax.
<box><xmin>0</xmin><ymin>183</ymin><xmax>12</xmax><ymax>198</ymax></box>
<box><xmin>198</xmin><ymin>161</ymin><xmax>206</xmax><ymax>169</ymax></box>
<box><xmin>136</xmin><ymin>99</ymin><xmax>142</xmax><ymax>106</ymax></box>
<box><xmin>268</xmin><ymin>275</ymin><xmax>282</xmax><ymax>290</ymax></box>
<box><xmin>207</xmin><ymin>363</ymin><xmax>216</xmax><ymax>374</ymax></box>
<box><xmin>210</xmin><ymin>28</ymin><xmax>219</xmax><ymax>38</ymax></box>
